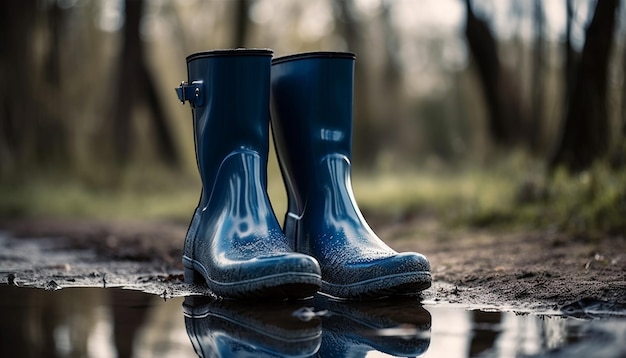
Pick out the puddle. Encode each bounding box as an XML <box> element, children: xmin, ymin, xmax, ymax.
<box><xmin>0</xmin><ymin>285</ymin><xmax>625</xmax><ymax>357</ymax></box>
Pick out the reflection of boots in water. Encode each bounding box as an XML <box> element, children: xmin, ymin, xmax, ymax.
<box><xmin>175</xmin><ymin>49</ymin><xmax>321</xmax><ymax>299</ymax></box>
<box><xmin>314</xmin><ymin>296</ymin><xmax>431</xmax><ymax>357</ymax></box>
<box><xmin>183</xmin><ymin>296</ymin><xmax>322</xmax><ymax>357</ymax></box>
<box><xmin>270</xmin><ymin>52</ymin><xmax>431</xmax><ymax>299</ymax></box>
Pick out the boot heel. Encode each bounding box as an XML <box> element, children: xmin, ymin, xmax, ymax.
<box><xmin>184</xmin><ymin>267</ymin><xmax>206</xmax><ymax>285</ymax></box>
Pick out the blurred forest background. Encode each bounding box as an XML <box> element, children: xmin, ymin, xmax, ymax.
<box><xmin>1</xmin><ymin>0</ymin><xmax>625</xmax><ymax>237</ymax></box>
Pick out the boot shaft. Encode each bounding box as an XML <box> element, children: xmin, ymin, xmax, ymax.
<box><xmin>181</xmin><ymin>49</ymin><xmax>273</xmax><ymax>193</ymax></box>
<box><xmin>271</xmin><ymin>52</ymin><xmax>355</xmax><ymax>158</ymax></box>
<box><xmin>270</xmin><ymin>52</ymin><xmax>356</xmax><ymax>214</ymax></box>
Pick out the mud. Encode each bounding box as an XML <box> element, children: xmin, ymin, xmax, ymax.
<box><xmin>1</xmin><ymin>217</ymin><xmax>626</xmax><ymax>311</ymax></box>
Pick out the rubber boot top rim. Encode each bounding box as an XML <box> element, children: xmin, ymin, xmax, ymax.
<box><xmin>187</xmin><ymin>48</ymin><xmax>273</xmax><ymax>61</ymax></box>
<box><xmin>272</xmin><ymin>51</ymin><xmax>356</xmax><ymax>65</ymax></box>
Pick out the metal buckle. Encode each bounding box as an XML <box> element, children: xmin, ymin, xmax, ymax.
<box><xmin>176</xmin><ymin>80</ymin><xmax>203</xmax><ymax>106</ymax></box>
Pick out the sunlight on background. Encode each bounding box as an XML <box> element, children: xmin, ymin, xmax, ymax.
<box><xmin>93</xmin><ymin>0</ymin><xmax>590</xmax><ymax>98</ymax></box>
<box><xmin>1</xmin><ymin>0</ymin><xmax>624</xmax><ymax>245</ymax></box>
<box><xmin>98</xmin><ymin>0</ymin><xmax>125</xmax><ymax>32</ymax></box>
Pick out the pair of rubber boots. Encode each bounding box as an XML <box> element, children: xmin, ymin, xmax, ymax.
<box><xmin>183</xmin><ymin>295</ymin><xmax>431</xmax><ymax>357</ymax></box>
<box><xmin>176</xmin><ymin>49</ymin><xmax>431</xmax><ymax>299</ymax></box>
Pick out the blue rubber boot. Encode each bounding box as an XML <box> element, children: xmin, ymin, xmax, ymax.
<box><xmin>314</xmin><ymin>296</ymin><xmax>431</xmax><ymax>356</ymax></box>
<box><xmin>176</xmin><ymin>49</ymin><xmax>321</xmax><ymax>299</ymax></box>
<box><xmin>183</xmin><ymin>296</ymin><xmax>322</xmax><ymax>357</ymax></box>
<box><xmin>270</xmin><ymin>52</ymin><xmax>431</xmax><ymax>299</ymax></box>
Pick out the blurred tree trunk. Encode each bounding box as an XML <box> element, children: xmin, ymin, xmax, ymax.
<box><xmin>113</xmin><ymin>0</ymin><xmax>179</xmax><ymax>168</ymax></box>
<box><xmin>381</xmin><ymin>2</ymin><xmax>402</xmax><ymax>87</ymax></box>
<box><xmin>463</xmin><ymin>0</ymin><xmax>524</xmax><ymax>147</ymax></box>
<box><xmin>616</xmin><ymin>32</ymin><xmax>626</xmax><ymax>168</ymax></box>
<box><xmin>550</xmin><ymin>0</ymin><xmax>619</xmax><ymax>172</ymax></box>
<box><xmin>0</xmin><ymin>0</ymin><xmax>69</xmax><ymax>178</ymax></box>
<box><xmin>0</xmin><ymin>1</ymin><xmax>36</xmax><ymax>177</ymax></box>
<box><xmin>530</xmin><ymin>0</ymin><xmax>544</xmax><ymax>153</ymax></box>
<box><xmin>564</xmin><ymin>0</ymin><xmax>577</xmax><ymax>108</ymax></box>
<box><xmin>45</xmin><ymin>2</ymin><xmax>63</xmax><ymax>87</ymax></box>
<box><xmin>379</xmin><ymin>0</ymin><xmax>406</xmax><ymax>155</ymax></box>
<box><xmin>232</xmin><ymin>0</ymin><xmax>250</xmax><ymax>47</ymax></box>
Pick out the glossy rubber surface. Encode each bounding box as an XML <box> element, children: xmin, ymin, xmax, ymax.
<box><xmin>183</xmin><ymin>296</ymin><xmax>322</xmax><ymax>357</ymax></box>
<box><xmin>270</xmin><ymin>52</ymin><xmax>432</xmax><ymax>299</ymax></box>
<box><xmin>314</xmin><ymin>295</ymin><xmax>431</xmax><ymax>356</ymax></box>
<box><xmin>181</xmin><ymin>49</ymin><xmax>321</xmax><ymax>299</ymax></box>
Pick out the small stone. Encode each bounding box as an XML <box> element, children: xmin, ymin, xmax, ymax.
<box><xmin>45</xmin><ymin>280</ymin><xmax>60</xmax><ymax>291</ymax></box>
<box><xmin>7</xmin><ymin>273</ymin><xmax>16</xmax><ymax>285</ymax></box>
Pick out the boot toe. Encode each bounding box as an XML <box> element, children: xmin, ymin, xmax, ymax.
<box><xmin>237</xmin><ymin>253</ymin><xmax>322</xmax><ymax>299</ymax></box>
<box><xmin>321</xmin><ymin>251</ymin><xmax>431</xmax><ymax>299</ymax></box>
<box><xmin>187</xmin><ymin>252</ymin><xmax>322</xmax><ymax>299</ymax></box>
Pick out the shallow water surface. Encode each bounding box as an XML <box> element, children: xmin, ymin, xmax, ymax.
<box><xmin>0</xmin><ymin>286</ymin><xmax>624</xmax><ymax>357</ymax></box>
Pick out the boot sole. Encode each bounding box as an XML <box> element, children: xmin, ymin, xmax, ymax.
<box><xmin>183</xmin><ymin>256</ymin><xmax>321</xmax><ymax>299</ymax></box>
<box><xmin>321</xmin><ymin>271</ymin><xmax>432</xmax><ymax>300</ymax></box>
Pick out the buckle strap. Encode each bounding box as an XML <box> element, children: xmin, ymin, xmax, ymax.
<box><xmin>175</xmin><ymin>80</ymin><xmax>204</xmax><ymax>106</ymax></box>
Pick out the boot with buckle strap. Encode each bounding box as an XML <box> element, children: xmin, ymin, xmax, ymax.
<box><xmin>176</xmin><ymin>49</ymin><xmax>321</xmax><ymax>299</ymax></box>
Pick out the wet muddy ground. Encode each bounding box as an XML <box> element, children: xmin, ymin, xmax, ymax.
<box><xmin>1</xmin><ymin>217</ymin><xmax>625</xmax><ymax>308</ymax></box>
<box><xmin>1</xmin><ymin>217</ymin><xmax>626</xmax><ymax>356</ymax></box>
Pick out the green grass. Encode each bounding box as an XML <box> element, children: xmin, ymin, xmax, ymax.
<box><xmin>355</xmin><ymin>159</ymin><xmax>626</xmax><ymax>238</ymax></box>
<box><xmin>353</xmin><ymin>166</ymin><xmax>517</xmax><ymax>222</ymax></box>
<box><xmin>533</xmin><ymin>164</ymin><xmax>626</xmax><ymax>236</ymax></box>
<box><xmin>0</xmin><ymin>168</ymin><xmax>200</xmax><ymax>222</ymax></box>
<box><xmin>1</xmin><ymin>155</ymin><xmax>624</xmax><ymax>238</ymax></box>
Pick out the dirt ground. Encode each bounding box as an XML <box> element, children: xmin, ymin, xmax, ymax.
<box><xmin>1</xmin><ymin>217</ymin><xmax>625</xmax><ymax>310</ymax></box>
